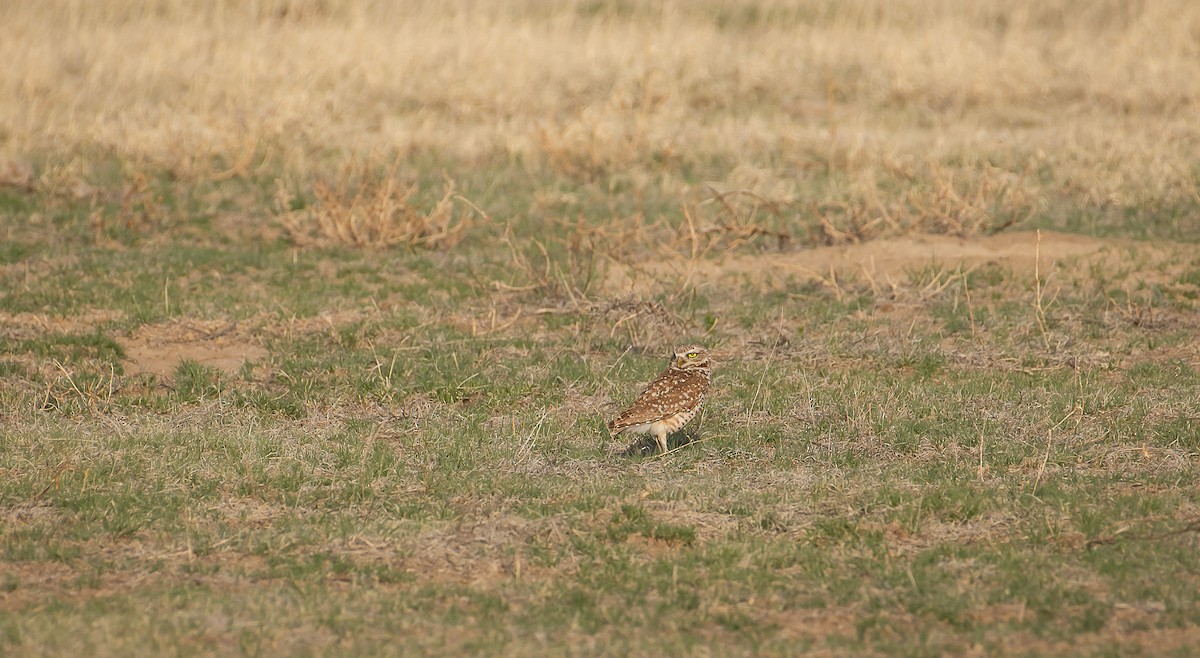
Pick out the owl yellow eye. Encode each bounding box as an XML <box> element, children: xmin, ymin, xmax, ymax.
<box><xmin>686</xmin><ymin>352</ymin><xmax>698</xmax><ymax>359</ymax></box>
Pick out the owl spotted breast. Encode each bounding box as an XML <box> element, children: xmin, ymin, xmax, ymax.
<box><xmin>608</xmin><ymin>345</ymin><xmax>712</xmax><ymax>454</ymax></box>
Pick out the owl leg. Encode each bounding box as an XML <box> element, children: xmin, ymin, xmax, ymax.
<box><xmin>653</xmin><ymin>430</ymin><xmax>668</xmax><ymax>455</ymax></box>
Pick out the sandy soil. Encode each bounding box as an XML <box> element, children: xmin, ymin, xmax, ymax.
<box><xmin>120</xmin><ymin>319</ymin><xmax>267</xmax><ymax>377</ymax></box>
<box><xmin>606</xmin><ymin>230</ymin><xmax>1170</xmax><ymax>295</ymax></box>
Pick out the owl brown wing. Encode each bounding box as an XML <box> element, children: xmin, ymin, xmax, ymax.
<box><xmin>608</xmin><ymin>368</ymin><xmax>706</xmax><ymax>430</ymax></box>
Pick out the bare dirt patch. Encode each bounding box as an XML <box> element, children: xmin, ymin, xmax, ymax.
<box><xmin>606</xmin><ymin>230</ymin><xmax>1182</xmax><ymax>295</ymax></box>
<box><xmin>0</xmin><ymin>561</ymin><xmax>79</xmax><ymax>613</ymax></box>
<box><xmin>997</xmin><ymin>620</ymin><xmax>1200</xmax><ymax>656</ymax></box>
<box><xmin>120</xmin><ymin>319</ymin><xmax>268</xmax><ymax>377</ymax></box>
<box><xmin>400</xmin><ymin>514</ymin><xmax>553</xmax><ymax>587</ymax></box>
<box><xmin>770</xmin><ymin>605</ymin><xmax>861</xmax><ymax>643</ymax></box>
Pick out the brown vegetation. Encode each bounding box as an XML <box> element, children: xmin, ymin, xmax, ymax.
<box><xmin>3</xmin><ymin>1</ymin><xmax>1199</xmax><ymax>238</ymax></box>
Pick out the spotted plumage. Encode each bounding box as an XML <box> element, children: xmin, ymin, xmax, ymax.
<box><xmin>608</xmin><ymin>345</ymin><xmax>712</xmax><ymax>454</ymax></box>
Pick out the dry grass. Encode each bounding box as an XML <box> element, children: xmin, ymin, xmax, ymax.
<box><xmin>276</xmin><ymin>167</ymin><xmax>474</xmax><ymax>249</ymax></box>
<box><xmin>5</xmin><ymin>226</ymin><xmax>1200</xmax><ymax>655</ymax></box>
<box><xmin>4</xmin><ymin>0</ymin><xmax>1199</xmax><ymax>225</ymax></box>
<box><xmin>5</xmin><ymin>2</ymin><xmax>1200</xmax><ymax>656</ymax></box>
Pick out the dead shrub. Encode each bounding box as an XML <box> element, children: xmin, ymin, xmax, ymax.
<box><xmin>812</xmin><ymin>161</ymin><xmax>1040</xmax><ymax>245</ymax></box>
<box><xmin>669</xmin><ymin>177</ymin><xmax>797</xmax><ymax>260</ymax></box>
<box><xmin>901</xmin><ymin>164</ymin><xmax>1038</xmax><ymax>236</ymax></box>
<box><xmin>495</xmin><ymin>218</ymin><xmax>607</xmax><ymax>303</ymax></box>
<box><xmin>687</xmin><ymin>187</ymin><xmax>794</xmax><ymax>253</ymax></box>
<box><xmin>277</xmin><ymin>167</ymin><xmax>476</xmax><ymax>250</ymax></box>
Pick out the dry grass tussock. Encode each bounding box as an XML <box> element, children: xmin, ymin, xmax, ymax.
<box><xmin>276</xmin><ymin>167</ymin><xmax>476</xmax><ymax>249</ymax></box>
<box><xmin>2</xmin><ymin>0</ymin><xmax>1199</xmax><ymax>215</ymax></box>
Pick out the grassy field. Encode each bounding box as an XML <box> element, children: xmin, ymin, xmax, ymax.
<box><xmin>3</xmin><ymin>1</ymin><xmax>1200</xmax><ymax>655</ymax></box>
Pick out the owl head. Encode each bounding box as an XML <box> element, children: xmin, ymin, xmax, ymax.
<box><xmin>672</xmin><ymin>345</ymin><xmax>712</xmax><ymax>371</ymax></box>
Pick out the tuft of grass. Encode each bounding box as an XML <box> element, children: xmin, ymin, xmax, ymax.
<box><xmin>276</xmin><ymin>166</ymin><xmax>476</xmax><ymax>250</ymax></box>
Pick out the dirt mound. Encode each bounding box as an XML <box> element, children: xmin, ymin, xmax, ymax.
<box><xmin>773</xmin><ymin>230</ymin><xmax>1108</xmax><ymax>278</ymax></box>
<box><xmin>606</xmin><ymin>230</ymin><xmax>1137</xmax><ymax>294</ymax></box>
<box><xmin>120</xmin><ymin>319</ymin><xmax>268</xmax><ymax>377</ymax></box>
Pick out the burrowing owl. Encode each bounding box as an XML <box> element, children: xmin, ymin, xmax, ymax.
<box><xmin>608</xmin><ymin>345</ymin><xmax>712</xmax><ymax>454</ymax></box>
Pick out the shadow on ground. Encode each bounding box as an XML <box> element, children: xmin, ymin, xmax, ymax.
<box><xmin>619</xmin><ymin>430</ymin><xmax>699</xmax><ymax>457</ymax></box>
